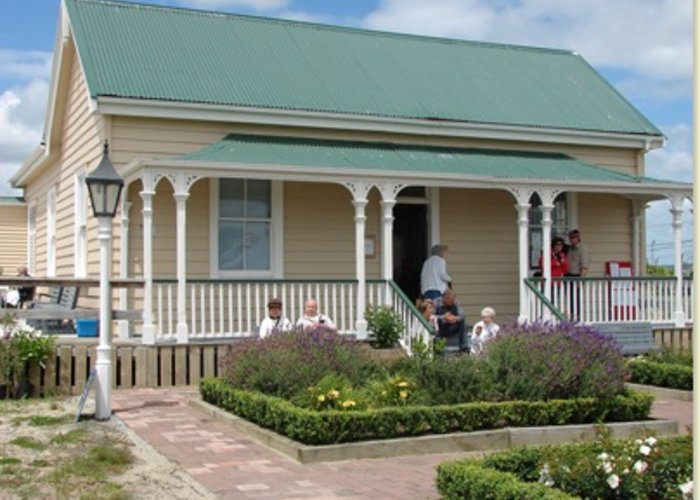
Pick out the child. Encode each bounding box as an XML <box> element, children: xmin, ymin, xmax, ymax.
<box><xmin>470</xmin><ymin>307</ymin><xmax>499</xmax><ymax>355</ymax></box>
<box><xmin>417</xmin><ymin>299</ymin><xmax>439</xmax><ymax>334</ymax></box>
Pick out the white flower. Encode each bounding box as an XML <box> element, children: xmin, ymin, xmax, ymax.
<box><xmin>633</xmin><ymin>460</ymin><xmax>648</xmax><ymax>474</ymax></box>
<box><xmin>539</xmin><ymin>464</ymin><xmax>555</xmax><ymax>487</ymax></box>
<box><xmin>645</xmin><ymin>436</ymin><xmax>657</xmax><ymax>447</ymax></box>
<box><xmin>602</xmin><ymin>462</ymin><xmax>613</xmax><ymax>474</ymax></box>
<box><xmin>639</xmin><ymin>444</ymin><xmax>652</xmax><ymax>456</ymax></box>
<box><xmin>679</xmin><ymin>480</ymin><xmax>693</xmax><ymax>498</ymax></box>
<box><xmin>597</xmin><ymin>452</ymin><xmax>609</xmax><ymax>461</ymax></box>
<box><xmin>634</xmin><ymin>439</ymin><xmax>643</xmax><ymax>445</ymax></box>
<box><xmin>607</xmin><ymin>474</ymin><xmax>620</xmax><ymax>489</ymax></box>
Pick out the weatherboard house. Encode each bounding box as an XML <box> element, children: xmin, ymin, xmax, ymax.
<box><xmin>10</xmin><ymin>0</ymin><xmax>692</xmax><ymax>346</ymax></box>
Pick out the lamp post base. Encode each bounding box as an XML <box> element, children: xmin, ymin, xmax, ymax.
<box><xmin>94</xmin><ymin>345</ymin><xmax>112</xmax><ymax>420</ymax></box>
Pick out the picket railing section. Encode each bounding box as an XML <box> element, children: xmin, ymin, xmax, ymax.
<box><xmin>525</xmin><ymin>277</ymin><xmax>693</xmax><ymax>325</ymax></box>
<box><xmin>152</xmin><ymin>279</ymin><xmax>393</xmax><ymax>341</ymax></box>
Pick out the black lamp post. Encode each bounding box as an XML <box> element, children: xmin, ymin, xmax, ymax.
<box><xmin>85</xmin><ymin>140</ymin><xmax>123</xmax><ymax>420</ymax></box>
<box><xmin>86</xmin><ymin>141</ymin><xmax>124</xmax><ymax>218</ymax></box>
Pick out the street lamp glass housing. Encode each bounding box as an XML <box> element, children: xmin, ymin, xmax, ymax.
<box><xmin>86</xmin><ymin>141</ymin><xmax>124</xmax><ymax>218</ymax></box>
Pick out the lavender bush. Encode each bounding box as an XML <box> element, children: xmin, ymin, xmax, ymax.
<box><xmin>482</xmin><ymin>321</ymin><xmax>627</xmax><ymax>401</ymax></box>
<box><xmin>220</xmin><ymin>328</ymin><xmax>382</xmax><ymax>399</ymax></box>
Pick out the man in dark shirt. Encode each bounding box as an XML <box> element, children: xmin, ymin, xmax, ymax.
<box><xmin>434</xmin><ymin>289</ymin><xmax>468</xmax><ymax>352</ymax></box>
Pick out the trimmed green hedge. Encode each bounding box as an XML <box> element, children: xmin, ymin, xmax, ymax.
<box><xmin>628</xmin><ymin>358</ymin><xmax>692</xmax><ymax>390</ymax></box>
<box><xmin>200</xmin><ymin>378</ymin><xmax>653</xmax><ymax>445</ymax></box>
<box><xmin>437</xmin><ymin>435</ymin><xmax>691</xmax><ymax>499</ymax></box>
<box><xmin>436</xmin><ymin>460</ymin><xmax>576</xmax><ymax>499</ymax></box>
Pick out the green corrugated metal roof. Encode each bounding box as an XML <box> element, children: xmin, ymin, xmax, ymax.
<box><xmin>65</xmin><ymin>0</ymin><xmax>662</xmax><ymax>137</ymax></box>
<box><xmin>175</xmin><ymin>134</ymin><xmax>671</xmax><ymax>185</ymax></box>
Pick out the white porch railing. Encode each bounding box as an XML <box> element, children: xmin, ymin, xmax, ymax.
<box><xmin>151</xmin><ymin>279</ymin><xmax>431</xmax><ymax>354</ymax></box>
<box><xmin>152</xmin><ymin>279</ymin><xmax>392</xmax><ymax>341</ymax></box>
<box><xmin>525</xmin><ymin>277</ymin><xmax>693</xmax><ymax>325</ymax></box>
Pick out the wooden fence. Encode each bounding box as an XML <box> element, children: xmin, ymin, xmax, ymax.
<box><xmin>17</xmin><ymin>326</ymin><xmax>694</xmax><ymax>397</ymax></box>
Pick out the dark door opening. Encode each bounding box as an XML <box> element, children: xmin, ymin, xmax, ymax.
<box><xmin>392</xmin><ymin>204</ymin><xmax>428</xmax><ymax>302</ymax></box>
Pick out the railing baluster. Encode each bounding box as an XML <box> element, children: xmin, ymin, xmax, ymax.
<box><xmin>218</xmin><ymin>283</ymin><xmax>224</xmax><ymax>337</ymax></box>
<box><xmin>167</xmin><ymin>284</ymin><xmax>173</xmax><ymax>338</ymax></box>
<box><xmin>200</xmin><ymin>285</ymin><xmax>205</xmax><ymax>335</ymax></box>
<box><xmin>236</xmin><ymin>283</ymin><xmax>243</xmax><ymax>336</ymax></box>
<box><xmin>190</xmin><ymin>284</ymin><xmax>197</xmax><ymax>336</ymax></box>
<box><xmin>246</xmin><ymin>283</ymin><xmax>251</xmax><ymax>335</ymax></box>
<box><xmin>228</xmin><ymin>283</ymin><xmax>233</xmax><ymax>335</ymax></box>
<box><xmin>208</xmin><ymin>284</ymin><xmax>214</xmax><ymax>338</ymax></box>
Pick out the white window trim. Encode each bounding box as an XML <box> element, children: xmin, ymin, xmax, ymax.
<box><xmin>209</xmin><ymin>178</ymin><xmax>283</xmax><ymax>278</ymax></box>
<box><xmin>46</xmin><ymin>187</ymin><xmax>57</xmax><ymax>277</ymax></box>
<box><xmin>27</xmin><ymin>204</ymin><xmax>36</xmax><ymax>275</ymax></box>
<box><xmin>74</xmin><ymin>168</ymin><xmax>88</xmax><ymax>277</ymax></box>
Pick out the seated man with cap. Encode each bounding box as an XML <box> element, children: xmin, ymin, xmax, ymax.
<box><xmin>259</xmin><ymin>298</ymin><xmax>293</xmax><ymax>338</ymax></box>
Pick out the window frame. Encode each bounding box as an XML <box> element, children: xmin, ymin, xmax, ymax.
<box><xmin>74</xmin><ymin>168</ymin><xmax>88</xmax><ymax>277</ymax></box>
<box><xmin>209</xmin><ymin>178</ymin><xmax>283</xmax><ymax>278</ymax></box>
<box><xmin>528</xmin><ymin>192</ymin><xmax>571</xmax><ymax>271</ymax></box>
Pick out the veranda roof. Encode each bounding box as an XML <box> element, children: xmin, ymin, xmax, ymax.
<box><xmin>160</xmin><ymin>134</ymin><xmax>686</xmax><ymax>192</ymax></box>
<box><xmin>65</xmin><ymin>0</ymin><xmax>661</xmax><ymax>137</ymax></box>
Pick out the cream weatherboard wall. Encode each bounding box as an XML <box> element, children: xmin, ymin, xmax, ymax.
<box><xmin>0</xmin><ymin>202</ymin><xmax>28</xmax><ymax>275</ymax></box>
<box><xmin>20</xmin><ymin>38</ymin><xmax>107</xmax><ymax>307</ymax></box>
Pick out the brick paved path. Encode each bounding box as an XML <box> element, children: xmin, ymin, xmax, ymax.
<box><xmin>112</xmin><ymin>387</ymin><xmax>692</xmax><ymax>499</ymax></box>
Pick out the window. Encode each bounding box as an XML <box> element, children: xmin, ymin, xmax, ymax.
<box><xmin>46</xmin><ymin>188</ymin><xmax>56</xmax><ymax>277</ymax></box>
<box><xmin>27</xmin><ymin>205</ymin><xmax>36</xmax><ymax>274</ymax></box>
<box><xmin>529</xmin><ymin>193</ymin><xmax>568</xmax><ymax>270</ymax></box>
<box><xmin>218</xmin><ymin>179</ymin><xmax>271</xmax><ymax>271</ymax></box>
<box><xmin>74</xmin><ymin>171</ymin><xmax>88</xmax><ymax>277</ymax></box>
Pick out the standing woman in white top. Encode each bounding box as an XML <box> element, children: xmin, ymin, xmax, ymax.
<box><xmin>420</xmin><ymin>244</ymin><xmax>452</xmax><ymax>301</ymax></box>
<box><xmin>470</xmin><ymin>307</ymin><xmax>500</xmax><ymax>355</ymax></box>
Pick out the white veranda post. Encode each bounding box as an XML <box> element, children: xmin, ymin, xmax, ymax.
<box><xmin>346</xmin><ymin>182</ymin><xmax>371</xmax><ymax>339</ymax></box>
<box><xmin>379</xmin><ymin>183</ymin><xmax>401</xmax><ymax>306</ymax></box>
<box><xmin>539</xmin><ymin>190</ymin><xmax>558</xmax><ymax>318</ymax></box>
<box><xmin>140</xmin><ymin>173</ymin><xmax>156</xmax><ymax>345</ymax></box>
<box><xmin>509</xmin><ymin>188</ymin><xmax>532</xmax><ymax>322</ymax></box>
<box><xmin>669</xmin><ymin>194</ymin><xmax>686</xmax><ymax>326</ymax></box>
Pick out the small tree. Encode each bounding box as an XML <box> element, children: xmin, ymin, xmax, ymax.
<box><xmin>365</xmin><ymin>306</ymin><xmax>403</xmax><ymax>349</ymax></box>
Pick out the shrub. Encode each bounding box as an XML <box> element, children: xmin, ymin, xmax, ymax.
<box><xmin>0</xmin><ymin>314</ymin><xmax>54</xmax><ymax>387</ymax></box>
<box><xmin>291</xmin><ymin>374</ymin><xmax>362</xmax><ymax>411</ymax></box>
<box><xmin>538</xmin><ymin>431</ymin><xmax>692</xmax><ymax>499</ymax></box>
<box><xmin>365</xmin><ymin>305</ymin><xmax>403</xmax><ymax>348</ymax></box>
<box><xmin>200</xmin><ymin>378</ymin><xmax>652</xmax><ymax>445</ymax></box>
<box><xmin>391</xmin><ymin>355</ymin><xmax>495</xmax><ymax>405</ymax></box>
<box><xmin>482</xmin><ymin>321</ymin><xmax>627</xmax><ymax>401</ymax></box>
<box><xmin>645</xmin><ymin>348</ymin><xmax>692</xmax><ymax>367</ymax></box>
<box><xmin>438</xmin><ymin>433</ymin><xmax>692</xmax><ymax>500</ymax></box>
<box><xmin>219</xmin><ymin>328</ymin><xmax>382</xmax><ymax>399</ymax></box>
<box><xmin>356</xmin><ymin>374</ymin><xmax>416</xmax><ymax>408</ymax></box>
<box><xmin>627</xmin><ymin>358</ymin><xmax>692</xmax><ymax>390</ymax></box>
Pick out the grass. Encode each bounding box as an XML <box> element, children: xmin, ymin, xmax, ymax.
<box><xmin>0</xmin><ymin>398</ymin><xmax>140</xmax><ymax>499</ymax></box>
<box><xmin>51</xmin><ymin>428</ymin><xmax>88</xmax><ymax>444</ymax></box>
<box><xmin>9</xmin><ymin>436</ymin><xmax>46</xmax><ymax>450</ymax></box>
<box><xmin>12</xmin><ymin>414</ymin><xmax>73</xmax><ymax>427</ymax></box>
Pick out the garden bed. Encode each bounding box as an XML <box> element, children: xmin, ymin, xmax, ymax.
<box><xmin>436</xmin><ymin>433</ymin><xmax>692</xmax><ymax>499</ymax></box>
<box><xmin>200</xmin><ymin>378</ymin><xmax>658</xmax><ymax>445</ymax></box>
<box><xmin>193</xmin><ymin>391</ymin><xmax>675</xmax><ymax>463</ymax></box>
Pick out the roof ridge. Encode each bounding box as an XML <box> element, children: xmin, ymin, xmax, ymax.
<box><xmin>66</xmin><ymin>0</ymin><xmax>576</xmax><ymax>56</ymax></box>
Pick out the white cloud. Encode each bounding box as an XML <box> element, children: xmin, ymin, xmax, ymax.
<box><xmin>0</xmin><ymin>79</ymin><xmax>49</xmax><ymax>195</ymax></box>
<box><xmin>362</xmin><ymin>0</ymin><xmax>691</xmax><ymax>83</ymax></box>
<box><xmin>644</xmin><ymin>123</ymin><xmax>693</xmax><ymax>265</ymax></box>
<box><xmin>647</xmin><ymin>123</ymin><xmax>693</xmax><ymax>182</ymax></box>
<box><xmin>0</xmin><ymin>49</ymin><xmax>52</xmax><ymax>80</ymax></box>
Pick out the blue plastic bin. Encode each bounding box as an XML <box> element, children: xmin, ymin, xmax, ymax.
<box><xmin>76</xmin><ymin>319</ymin><xmax>99</xmax><ymax>338</ymax></box>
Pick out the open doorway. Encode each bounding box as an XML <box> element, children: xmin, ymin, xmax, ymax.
<box><xmin>393</xmin><ymin>204</ymin><xmax>428</xmax><ymax>302</ymax></box>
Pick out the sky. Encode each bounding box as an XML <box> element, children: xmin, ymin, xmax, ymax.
<box><xmin>0</xmin><ymin>0</ymin><xmax>693</xmax><ymax>265</ymax></box>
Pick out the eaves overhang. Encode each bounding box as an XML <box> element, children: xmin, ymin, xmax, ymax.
<box><xmin>95</xmin><ymin>96</ymin><xmax>665</xmax><ymax>151</ymax></box>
